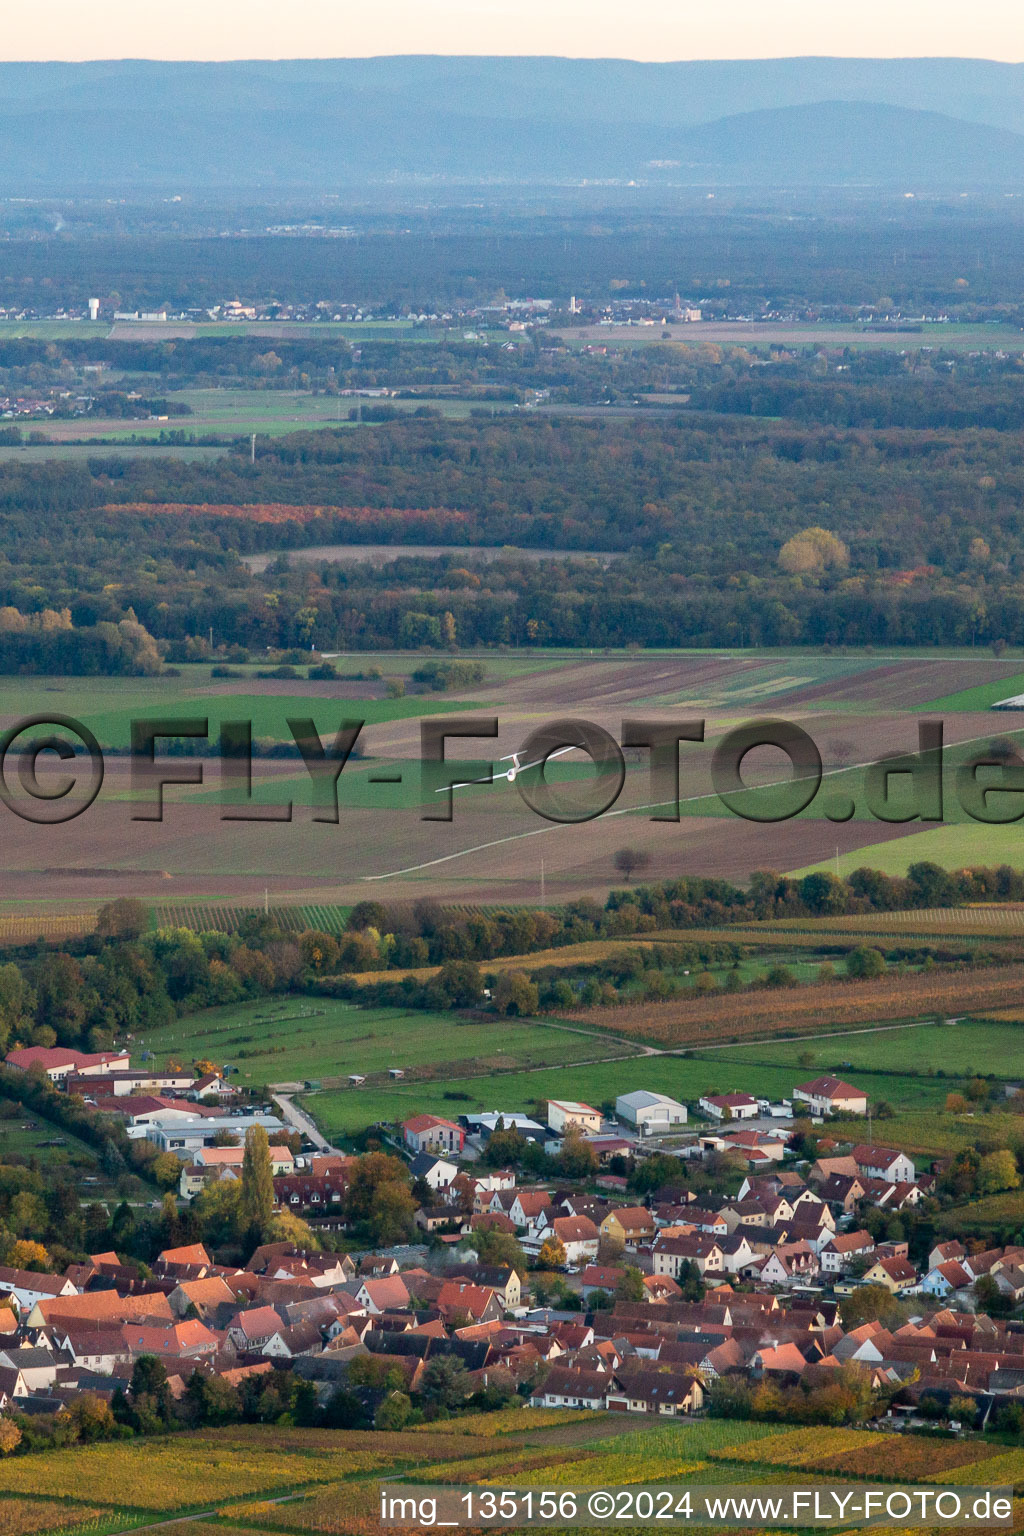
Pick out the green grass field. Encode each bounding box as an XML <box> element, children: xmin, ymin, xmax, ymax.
<box><xmin>555</xmin><ymin>321</ymin><xmax>1024</xmax><ymax>352</ymax></box>
<box><xmin>165</xmin><ymin>388</ymin><xmax>512</xmax><ymax>438</ymax></box>
<box><xmin>0</xmin><ymin>443</ymin><xmax>229</xmax><ymax>462</ymax></box>
<box><xmin>135</xmin><ymin>1000</ymin><xmax>630</xmax><ymax>1089</ymax></box>
<box><xmin>302</xmin><ymin>1010</ymin><xmax>1023</xmax><ymax>1145</ymax></box>
<box><xmin>922</xmin><ymin>673</ymin><xmax>1024</xmax><ymax>712</ymax></box>
<box><xmin>788</xmin><ymin>821</ymin><xmax>1024</xmax><ymax>879</ymax></box>
<box><xmin>2</xmin><ymin>682</ymin><xmax>476</xmax><ymax>753</ymax></box>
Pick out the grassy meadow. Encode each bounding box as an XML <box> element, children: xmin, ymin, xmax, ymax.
<box><xmin>134</xmin><ymin>1000</ymin><xmax>631</xmax><ymax>1090</ymax></box>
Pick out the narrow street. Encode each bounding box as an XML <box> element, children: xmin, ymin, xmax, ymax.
<box><xmin>272</xmin><ymin>1090</ymin><xmax>338</xmax><ymax>1153</ymax></box>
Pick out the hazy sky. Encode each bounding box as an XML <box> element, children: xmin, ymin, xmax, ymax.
<box><xmin>3</xmin><ymin>0</ymin><xmax>1022</xmax><ymax>63</ymax></box>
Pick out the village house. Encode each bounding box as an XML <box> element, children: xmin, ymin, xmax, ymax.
<box><xmin>605</xmin><ymin>1368</ymin><xmax>704</xmax><ymax>1416</ymax></box>
<box><xmin>863</xmin><ymin>1255</ymin><xmax>919</xmax><ymax>1294</ymax></box>
<box><xmin>652</xmin><ymin>1234</ymin><xmax>724</xmax><ymax>1279</ymax></box>
<box><xmin>699</xmin><ymin>1092</ymin><xmax>759</xmax><ymax>1121</ymax></box>
<box><xmin>754</xmin><ymin>1241</ymin><xmax>820</xmax><ymax>1286</ymax></box>
<box><xmin>402</xmin><ymin>1114</ymin><xmax>466</xmax><ymax>1155</ymax></box>
<box><xmin>580</xmin><ymin>1264</ymin><xmax>627</xmax><ymax>1299</ymax></box>
<box><xmin>68</xmin><ymin>1067</ymin><xmax>197</xmax><ymax>1097</ymax></box>
<box><xmin>819</xmin><ymin>1230</ymin><xmax>876</xmax><ymax>1274</ymax></box>
<box><xmin>851</xmin><ymin>1145</ymin><xmax>915</xmax><ymax>1183</ymax></box>
<box><xmin>600</xmin><ymin>1207</ymin><xmax>656</xmax><ymax>1248</ymax></box>
<box><xmin>228</xmin><ymin>1306</ymin><xmax>282</xmax><ymax>1352</ymax></box>
<box><xmin>4</xmin><ymin>1046</ymin><xmax>130</xmax><ymax>1081</ymax></box>
<box><xmin>409</xmin><ymin>1153</ymin><xmax>459</xmax><ymax>1191</ymax></box>
<box><xmin>792</xmin><ymin>1076</ymin><xmax>867</xmax><ymax>1116</ymax></box>
<box><xmin>0</xmin><ymin>1267</ymin><xmax>77</xmax><ymax>1311</ymax></box>
<box><xmin>449</xmin><ymin>1264</ymin><xmax>521</xmax><ymax>1308</ymax></box>
<box><xmin>715</xmin><ymin>1129</ymin><xmax>786</xmax><ymax>1164</ymax></box>
<box><xmin>355</xmin><ymin>1276</ymin><xmax>411</xmax><ymax>1314</ymax></box>
<box><xmin>531</xmin><ymin>1365</ymin><xmax>608</xmax><ymax>1410</ymax></box>
<box><xmin>546</xmin><ymin>1100</ymin><xmax>602</xmax><ymax>1134</ymax></box>
<box><xmin>919</xmin><ymin>1259</ymin><xmax>974</xmax><ymax>1299</ymax></box>
<box><xmin>547</xmin><ymin>1215</ymin><xmax>600</xmax><ymax>1265</ymax></box>
<box><xmin>509</xmin><ymin>1191</ymin><xmax>553</xmax><ymax>1230</ymax></box>
<box><xmin>929</xmin><ymin>1240</ymin><xmax>967</xmax><ymax>1270</ymax></box>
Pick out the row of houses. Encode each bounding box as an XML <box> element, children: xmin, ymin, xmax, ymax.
<box><xmin>401</xmin><ymin>1076</ymin><xmax>869</xmax><ymax>1158</ymax></box>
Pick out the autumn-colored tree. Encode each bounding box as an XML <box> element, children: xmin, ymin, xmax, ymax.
<box><xmin>299</xmin><ymin>930</ymin><xmax>341</xmax><ymax>974</ymax></box>
<box><xmin>538</xmin><ymin>1236</ymin><xmax>567</xmax><ymax>1269</ymax></box>
<box><xmin>7</xmin><ymin>1191</ymin><xmax>48</xmax><ymax>1239</ymax></box>
<box><xmin>980</xmin><ymin>1149</ymin><xmax>1020</xmax><ymax>1194</ymax></box>
<box><xmin>493</xmin><ymin>970</ymin><xmax>539</xmax><ymax>1017</ymax></box>
<box><xmin>6</xmin><ymin>1238</ymin><xmax>51</xmax><ymax>1271</ymax></box>
<box><xmin>840</xmin><ymin>1284</ymin><xmax>910</xmax><ymax>1330</ymax></box>
<box><xmin>778</xmin><ymin>526</ymin><xmax>849</xmax><ymax>576</ymax></box>
<box><xmin>152</xmin><ymin>1152</ymin><xmax>185</xmax><ymax>1190</ymax></box>
<box><xmin>0</xmin><ymin>1417</ymin><xmax>21</xmax><ymax>1455</ymax></box>
<box><xmin>467</xmin><ymin>1227</ymin><xmax>528</xmax><ymax>1278</ymax></box>
<box><xmin>69</xmin><ymin>1393</ymin><xmax>116</xmax><ymax>1442</ymax></box>
<box><xmin>263</xmin><ymin>1208</ymin><xmax>320</xmax><ymax>1249</ymax></box>
<box><xmin>557</xmin><ymin>1126</ymin><xmax>599</xmax><ymax>1180</ymax></box>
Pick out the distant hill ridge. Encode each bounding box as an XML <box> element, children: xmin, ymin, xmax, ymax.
<box><xmin>2</xmin><ymin>57</ymin><xmax>1024</xmax><ymax>188</ymax></box>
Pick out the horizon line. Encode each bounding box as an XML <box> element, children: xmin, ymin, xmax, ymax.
<box><xmin>0</xmin><ymin>51</ymin><xmax>1022</xmax><ymax>66</ymax></box>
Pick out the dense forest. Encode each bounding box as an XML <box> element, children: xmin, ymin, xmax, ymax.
<box><xmin>3</xmin><ymin>313</ymin><xmax>1024</xmax><ymax>656</ymax></box>
<box><xmin>4</xmin><ymin>202</ymin><xmax>1024</xmax><ymax>315</ymax></box>
<box><xmin>0</xmin><ymin>417</ymin><xmax>1022</xmax><ymax>653</ymax></box>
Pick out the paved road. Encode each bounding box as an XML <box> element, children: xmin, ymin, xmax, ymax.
<box><xmin>273</xmin><ymin>1091</ymin><xmax>337</xmax><ymax>1153</ymax></box>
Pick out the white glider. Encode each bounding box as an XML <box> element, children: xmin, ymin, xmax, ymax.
<box><xmin>435</xmin><ymin>745</ymin><xmax>576</xmax><ymax>793</ymax></box>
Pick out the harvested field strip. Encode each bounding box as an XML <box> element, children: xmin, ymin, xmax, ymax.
<box><xmin>0</xmin><ymin>1503</ymin><xmax>107</xmax><ymax>1536</ymax></box>
<box><xmin>406</xmin><ymin>1407</ymin><xmax>593</xmax><ymax>1436</ymax></box>
<box><xmin>638</xmin><ymin>926</ymin><xmax>1012</xmax><ymax>952</ymax></box>
<box><xmin>716</xmin><ymin>1423</ymin><xmax>1020</xmax><ymax>1481</ymax></box>
<box><xmin>813</xmin><ymin>1438</ymin><xmax>997</xmax><ymax>1479</ymax></box>
<box><xmin>0</xmin><ymin>1438</ymin><xmax>382</xmax><ymax>1510</ymax></box>
<box><xmin>219</xmin><ymin>1482</ymin><xmax>485</xmax><ymax>1536</ymax></box>
<box><xmin>937</xmin><ymin>1449</ymin><xmax>1024</xmax><ymax>1488</ymax></box>
<box><xmin>774</xmin><ymin>906</ymin><xmax>1024</xmax><ymax>934</ymax></box>
<box><xmin>575</xmin><ymin>964</ymin><xmax>1024</xmax><ymax>1047</ymax></box>
<box><xmin>508</xmin><ymin>1454</ymin><xmax>704</xmax><ymax>1486</ymax></box>
<box><xmin>0</xmin><ymin>912</ymin><xmax>97</xmax><ymax>944</ymax></box>
<box><xmin>712</xmin><ymin>1426</ymin><xmax>878</xmax><ymax>1467</ymax></box>
<box><xmin>405</xmin><ymin>1449</ymin><xmax>579</xmax><ymax>1484</ymax></box>
<box><xmin>348</xmin><ymin>939</ymin><xmax>662</xmax><ymax>986</ymax></box>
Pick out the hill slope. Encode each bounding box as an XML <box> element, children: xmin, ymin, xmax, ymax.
<box><xmin>1</xmin><ymin>57</ymin><xmax>1024</xmax><ymax>189</ymax></box>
